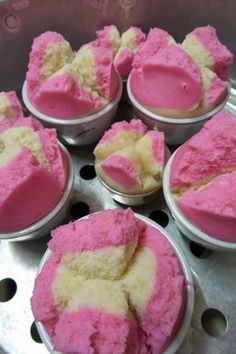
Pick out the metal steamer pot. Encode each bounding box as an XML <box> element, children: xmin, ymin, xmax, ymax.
<box><xmin>0</xmin><ymin>1</ymin><xmax>236</xmax><ymax>354</ymax></box>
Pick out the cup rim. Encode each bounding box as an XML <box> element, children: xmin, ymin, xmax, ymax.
<box><xmin>0</xmin><ymin>142</ymin><xmax>74</xmax><ymax>240</ymax></box>
<box><xmin>34</xmin><ymin>211</ymin><xmax>194</xmax><ymax>354</ymax></box>
<box><xmin>22</xmin><ymin>74</ymin><xmax>123</xmax><ymax>126</ymax></box>
<box><xmin>163</xmin><ymin>151</ymin><xmax>236</xmax><ymax>250</ymax></box>
<box><xmin>96</xmin><ymin>173</ymin><xmax>160</xmax><ymax>198</ymax></box>
<box><xmin>127</xmin><ymin>75</ymin><xmax>230</xmax><ymax>124</ymax></box>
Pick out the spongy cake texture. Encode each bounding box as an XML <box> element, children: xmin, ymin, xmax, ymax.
<box><xmin>0</xmin><ymin>116</ymin><xmax>66</xmax><ymax>232</ymax></box>
<box><xmin>170</xmin><ymin>111</ymin><xmax>236</xmax><ymax>242</ymax></box>
<box><xmin>130</xmin><ymin>26</ymin><xmax>231</xmax><ymax>118</ymax></box>
<box><xmin>94</xmin><ymin>119</ymin><xmax>167</xmax><ymax>194</ymax></box>
<box><xmin>26</xmin><ymin>31</ymin><xmax>119</xmax><ymax>119</ymax></box>
<box><xmin>31</xmin><ymin>208</ymin><xmax>185</xmax><ymax>354</ymax></box>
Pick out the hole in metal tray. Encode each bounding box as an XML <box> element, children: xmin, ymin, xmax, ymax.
<box><xmin>70</xmin><ymin>201</ymin><xmax>90</xmax><ymax>220</ymax></box>
<box><xmin>148</xmin><ymin>209</ymin><xmax>169</xmax><ymax>227</ymax></box>
<box><xmin>80</xmin><ymin>165</ymin><xmax>96</xmax><ymax>180</ymax></box>
<box><xmin>30</xmin><ymin>321</ymin><xmax>42</xmax><ymax>343</ymax></box>
<box><xmin>0</xmin><ymin>278</ymin><xmax>17</xmax><ymax>302</ymax></box>
<box><xmin>201</xmin><ymin>308</ymin><xmax>227</xmax><ymax>337</ymax></box>
<box><xmin>189</xmin><ymin>241</ymin><xmax>211</xmax><ymax>258</ymax></box>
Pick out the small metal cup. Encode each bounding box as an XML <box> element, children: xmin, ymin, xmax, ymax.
<box><xmin>0</xmin><ymin>143</ymin><xmax>74</xmax><ymax>241</ymax></box>
<box><xmin>22</xmin><ymin>75</ymin><xmax>123</xmax><ymax>146</ymax></box>
<box><xmin>163</xmin><ymin>152</ymin><xmax>236</xmax><ymax>251</ymax></box>
<box><xmin>34</xmin><ymin>212</ymin><xmax>194</xmax><ymax>354</ymax></box>
<box><xmin>97</xmin><ymin>174</ymin><xmax>161</xmax><ymax>206</ymax></box>
<box><xmin>127</xmin><ymin>75</ymin><xmax>230</xmax><ymax>145</ymax></box>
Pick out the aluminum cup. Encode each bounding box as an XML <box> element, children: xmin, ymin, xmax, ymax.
<box><xmin>95</xmin><ymin>148</ymin><xmax>171</xmax><ymax>206</ymax></box>
<box><xmin>0</xmin><ymin>143</ymin><xmax>74</xmax><ymax>241</ymax></box>
<box><xmin>22</xmin><ymin>75</ymin><xmax>123</xmax><ymax>146</ymax></box>
<box><xmin>97</xmin><ymin>174</ymin><xmax>161</xmax><ymax>206</ymax></box>
<box><xmin>34</xmin><ymin>212</ymin><xmax>194</xmax><ymax>354</ymax></box>
<box><xmin>163</xmin><ymin>152</ymin><xmax>236</xmax><ymax>251</ymax></box>
<box><xmin>127</xmin><ymin>76</ymin><xmax>230</xmax><ymax>145</ymax></box>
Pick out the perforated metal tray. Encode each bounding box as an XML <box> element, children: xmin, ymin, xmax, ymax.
<box><xmin>0</xmin><ymin>101</ymin><xmax>236</xmax><ymax>354</ymax></box>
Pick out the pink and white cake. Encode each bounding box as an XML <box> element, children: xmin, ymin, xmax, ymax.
<box><xmin>94</xmin><ymin>119</ymin><xmax>168</xmax><ymax>194</ymax></box>
<box><xmin>130</xmin><ymin>26</ymin><xmax>232</xmax><ymax>118</ymax></box>
<box><xmin>0</xmin><ymin>117</ymin><xmax>67</xmax><ymax>233</ymax></box>
<box><xmin>181</xmin><ymin>25</ymin><xmax>233</xmax><ymax>80</ymax></box>
<box><xmin>27</xmin><ymin>31</ymin><xmax>74</xmax><ymax>103</ymax></box>
<box><xmin>170</xmin><ymin>111</ymin><xmax>236</xmax><ymax>242</ymax></box>
<box><xmin>114</xmin><ymin>27</ymin><xmax>146</xmax><ymax>79</ymax></box>
<box><xmin>26</xmin><ymin>32</ymin><xmax>119</xmax><ymax>119</ymax></box>
<box><xmin>0</xmin><ymin>91</ymin><xmax>24</xmax><ymax>131</ymax></box>
<box><xmin>31</xmin><ymin>208</ymin><xmax>186</xmax><ymax>354</ymax></box>
<box><xmin>132</xmin><ymin>28</ymin><xmax>175</xmax><ymax>69</ymax></box>
<box><xmin>130</xmin><ymin>44</ymin><xmax>203</xmax><ymax>117</ymax></box>
<box><xmin>96</xmin><ymin>25</ymin><xmax>121</xmax><ymax>58</ymax></box>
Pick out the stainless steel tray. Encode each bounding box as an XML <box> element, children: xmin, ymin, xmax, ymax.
<box><xmin>0</xmin><ymin>101</ymin><xmax>236</xmax><ymax>354</ymax></box>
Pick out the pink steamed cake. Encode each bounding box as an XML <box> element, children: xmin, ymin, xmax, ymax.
<box><xmin>130</xmin><ymin>45</ymin><xmax>202</xmax><ymax>115</ymax></box>
<box><xmin>26</xmin><ymin>32</ymin><xmax>119</xmax><ymax>119</ymax></box>
<box><xmin>114</xmin><ymin>27</ymin><xmax>146</xmax><ymax>79</ymax></box>
<box><xmin>0</xmin><ymin>117</ymin><xmax>67</xmax><ymax>232</ymax></box>
<box><xmin>0</xmin><ymin>91</ymin><xmax>24</xmax><ymax>132</ymax></box>
<box><xmin>133</xmin><ymin>28</ymin><xmax>175</xmax><ymax>69</ymax></box>
<box><xmin>170</xmin><ymin>111</ymin><xmax>236</xmax><ymax>242</ymax></box>
<box><xmin>130</xmin><ymin>26</ymin><xmax>231</xmax><ymax>118</ymax></box>
<box><xmin>94</xmin><ymin>119</ymin><xmax>167</xmax><ymax>194</ymax></box>
<box><xmin>182</xmin><ymin>25</ymin><xmax>233</xmax><ymax>80</ymax></box>
<box><xmin>31</xmin><ymin>208</ymin><xmax>186</xmax><ymax>354</ymax></box>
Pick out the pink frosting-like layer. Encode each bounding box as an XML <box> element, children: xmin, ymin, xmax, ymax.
<box><xmin>0</xmin><ymin>91</ymin><xmax>24</xmax><ymax>132</ymax></box>
<box><xmin>27</xmin><ymin>31</ymin><xmax>65</xmax><ymax>101</ymax></box>
<box><xmin>114</xmin><ymin>47</ymin><xmax>134</xmax><ymax>79</ymax></box>
<box><xmin>31</xmin><ymin>254</ymin><xmax>59</xmax><ymax>326</ymax></box>
<box><xmin>6</xmin><ymin>91</ymin><xmax>24</xmax><ymax>120</ymax></box>
<box><xmin>48</xmin><ymin>208</ymin><xmax>143</xmax><ymax>255</ymax></box>
<box><xmin>177</xmin><ymin>171</ymin><xmax>236</xmax><ymax>242</ymax></box>
<box><xmin>92</xmin><ymin>43</ymin><xmax>118</xmax><ymax>100</ymax></box>
<box><xmin>192</xmin><ymin>26</ymin><xmax>233</xmax><ymax>80</ymax></box>
<box><xmin>131</xmin><ymin>44</ymin><xmax>202</xmax><ymax>110</ymax></box>
<box><xmin>0</xmin><ymin>119</ymin><xmax>12</xmax><ymax>133</ymax></box>
<box><xmin>170</xmin><ymin>111</ymin><xmax>236</xmax><ymax>190</ymax></box>
<box><xmin>146</xmin><ymin>131</ymin><xmax>166</xmax><ymax>166</ymax></box>
<box><xmin>53</xmin><ymin>309</ymin><xmax>138</xmax><ymax>354</ymax></box>
<box><xmin>0</xmin><ymin>149</ymin><xmax>62</xmax><ymax>232</ymax></box>
<box><xmin>98</xmin><ymin>119</ymin><xmax>147</xmax><ymax>145</ymax></box>
<box><xmin>96</xmin><ymin>25</ymin><xmax>119</xmax><ymax>52</ymax></box>
<box><xmin>32</xmin><ymin>72</ymin><xmax>100</xmax><ymax>119</ymax></box>
<box><xmin>140</xmin><ymin>226</ymin><xmax>185</xmax><ymax>354</ymax></box>
<box><xmin>101</xmin><ymin>154</ymin><xmax>140</xmax><ymax>189</ymax></box>
<box><xmin>132</xmin><ymin>26</ymin><xmax>146</xmax><ymax>46</ymax></box>
<box><xmin>8</xmin><ymin>117</ymin><xmax>67</xmax><ymax>189</ymax></box>
<box><xmin>206</xmin><ymin>75</ymin><xmax>228</xmax><ymax>106</ymax></box>
<box><xmin>133</xmin><ymin>28</ymin><xmax>174</xmax><ymax>69</ymax></box>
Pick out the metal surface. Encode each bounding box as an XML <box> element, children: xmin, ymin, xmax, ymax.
<box><xmin>0</xmin><ymin>101</ymin><xmax>236</xmax><ymax>354</ymax></box>
<box><xmin>35</xmin><ymin>214</ymin><xmax>194</xmax><ymax>354</ymax></box>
